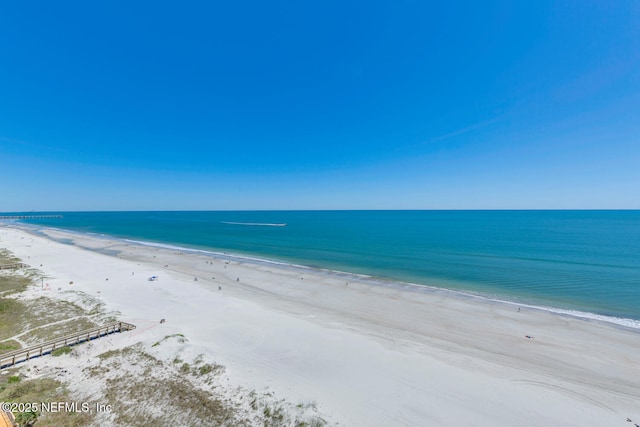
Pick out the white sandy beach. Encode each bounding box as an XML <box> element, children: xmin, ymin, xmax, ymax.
<box><xmin>1</xmin><ymin>224</ymin><xmax>639</xmax><ymax>426</ymax></box>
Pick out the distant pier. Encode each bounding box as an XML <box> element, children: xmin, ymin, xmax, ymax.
<box><xmin>0</xmin><ymin>215</ymin><xmax>63</xmax><ymax>219</ymax></box>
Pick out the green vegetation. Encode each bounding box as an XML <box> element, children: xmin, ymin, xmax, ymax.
<box><xmin>27</xmin><ymin>317</ymin><xmax>96</xmax><ymax>345</ymax></box>
<box><xmin>0</xmin><ymin>251</ymin><xmax>96</xmax><ymax>348</ymax></box>
<box><xmin>258</xmin><ymin>400</ymin><xmax>288</xmax><ymax>426</ymax></box>
<box><xmin>295</xmin><ymin>419</ymin><xmax>327</xmax><ymax>427</ymax></box>
<box><xmin>0</xmin><ymin>249</ymin><xmax>40</xmax><ymax>297</ymax></box>
<box><xmin>196</xmin><ymin>363</ymin><xmax>214</xmax><ymax>376</ymax></box>
<box><xmin>51</xmin><ymin>346</ymin><xmax>72</xmax><ymax>357</ymax></box>
<box><xmin>0</xmin><ymin>249</ymin><xmax>329</xmax><ymax>426</ymax></box>
<box><xmin>152</xmin><ymin>333</ymin><xmax>187</xmax><ymax>347</ymax></box>
<box><xmin>97</xmin><ymin>346</ymin><xmax>248</xmax><ymax>426</ymax></box>
<box><xmin>0</xmin><ymin>340</ymin><xmax>21</xmax><ymax>352</ymax></box>
<box><xmin>0</xmin><ymin>298</ymin><xmax>25</xmax><ymax>341</ymax></box>
<box><xmin>0</xmin><ymin>377</ymin><xmax>92</xmax><ymax>427</ymax></box>
<box><xmin>15</xmin><ymin>409</ymin><xmax>38</xmax><ymax>427</ymax></box>
<box><xmin>249</xmin><ymin>391</ymin><xmax>258</xmax><ymax>410</ymax></box>
<box><xmin>247</xmin><ymin>392</ymin><xmax>327</xmax><ymax>427</ymax></box>
<box><xmin>20</xmin><ymin>297</ymin><xmax>91</xmax><ymax>345</ymax></box>
<box><xmin>186</xmin><ymin>354</ymin><xmax>225</xmax><ymax>377</ymax></box>
<box><xmin>172</xmin><ymin>357</ymin><xmax>224</xmax><ymax>377</ymax></box>
<box><xmin>0</xmin><ymin>250</ymin><xmax>97</xmax><ymax>425</ymax></box>
<box><xmin>0</xmin><ymin>272</ymin><xmax>31</xmax><ymax>297</ymax></box>
<box><xmin>0</xmin><ymin>255</ymin><xmax>30</xmax><ymax>341</ymax></box>
<box><xmin>97</xmin><ymin>348</ymin><xmax>122</xmax><ymax>360</ymax></box>
<box><xmin>5</xmin><ymin>378</ymin><xmax>93</xmax><ymax>426</ymax></box>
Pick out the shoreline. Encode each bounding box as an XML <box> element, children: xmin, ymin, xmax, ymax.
<box><xmin>13</xmin><ymin>221</ymin><xmax>640</xmax><ymax>331</ymax></box>
<box><xmin>2</xmin><ymin>223</ymin><xmax>640</xmax><ymax>426</ymax></box>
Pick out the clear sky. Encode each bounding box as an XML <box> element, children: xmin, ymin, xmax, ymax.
<box><xmin>1</xmin><ymin>1</ymin><xmax>639</xmax><ymax>211</ymax></box>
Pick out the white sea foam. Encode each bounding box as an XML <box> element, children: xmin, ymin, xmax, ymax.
<box><xmin>445</xmin><ymin>291</ymin><xmax>640</xmax><ymax>330</ymax></box>
<box><xmin>11</xmin><ymin>223</ymin><xmax>640</xmax><ymax>332</ymax></box>
<box><xmin>123</xmin><ymin>239</ymin><xmax>299</xmax><ymax>268</ymax></box>
<box><xmin>221</xmin><ymin>221</ymin><xmax>287</xmax><ymax>226</ymax></box>
<box><xmin>505</xmin><ymin>302</ymin><xmax>640</xmax><ymax>330</ymax></box>
<box><xmin>121</xmin><ymin>236</ymin><xmax>640</xmax><ymax>331</ymax></box>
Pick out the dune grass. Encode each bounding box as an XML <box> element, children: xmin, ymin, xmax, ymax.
<box><xmin>0</xmin><ymin>377</ymin><xmax>93</xmax><ymax>426</ymax></box>
<box><xmin>0</xmin><ymin>340</ymin><xmax>21</xmax><ymax>353</ymax></box>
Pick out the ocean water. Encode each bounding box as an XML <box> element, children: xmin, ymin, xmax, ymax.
<box><xmin>5</xmin><ymin>210</ymin><xmax>640</xmax><ymax>322</ymax></box>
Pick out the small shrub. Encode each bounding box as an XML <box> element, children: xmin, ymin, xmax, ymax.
<box><xmin>153</xmin><ymin>334</ymin><xmax>187</xmax><ymax>348</ymax></box>
<box><xmin>97</xmin><ymin>349</ymin><xmax>121</xmax><ymax>359</ymax></box>
<box><xmin>197</xmin><ymin>364</ymin><xmax>212</xmax><ymax>376</ymax></box>
<box><xmin>15</xmin><ymin>410</ymin><xmax>38</xmax><ymax>426</ymax></box>
<box><xmin>51</xmin><ymin>346</ymin><xmax>72</xmax><ymax>357</ymax></box>
<box><xmin>309</xmin><ymin>418</ymin><xmax>327</xmax><ymax>427</ymax></box>
<box><xmin>0</xmin><ymin>340</ymin><xmax>20</xmax><ymax>352</ymax></box>
<box><xmin>271</xmin><ymin>405</ymin><xmax>285</xmax><ymax>422</ymax></box>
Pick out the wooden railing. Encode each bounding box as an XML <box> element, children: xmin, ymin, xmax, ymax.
<box><xmin>0</xmin><ymin>263</ymin><xmax>29</xmax><ymax>270</ymax></box>
<box><xmin>0</xmin><ymin>321</ymin><xmax>136</xmax><ymax>369</ymax></box>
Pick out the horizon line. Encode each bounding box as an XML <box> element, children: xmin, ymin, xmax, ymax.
<box><xmin>2</xmin><ymin>208</ymin><xmax>640</xmax><ymax>214</ymax></box>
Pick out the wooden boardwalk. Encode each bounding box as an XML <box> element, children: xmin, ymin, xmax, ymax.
<box><xmin>0</xmin><ymin>321</ymin><xmax>136</xmax><ymax>369</ymax></box>
<box><xmin>0</xmin><ymin>410</ymin><xmax>15</xmax><ymax>427</ymax></box>
<box><xmin>0</xmin><ymin>263</ymin><xmax>29</xmax><ymax>270</ymax></box>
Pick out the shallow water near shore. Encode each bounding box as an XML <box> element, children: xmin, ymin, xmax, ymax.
<box><xmin>6</xmin><ymin>210</ymin><xmax>640</xmax><ymax>322</ymax></box>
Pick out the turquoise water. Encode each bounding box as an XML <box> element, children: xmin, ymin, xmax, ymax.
<box><xmin>5</xmin><ymin>210</ymin><xmax>640</xmax><ymax>321</ymax></box>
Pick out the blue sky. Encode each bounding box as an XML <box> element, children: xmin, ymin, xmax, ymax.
<box><xmin>1</xmin><ymin>1</ymin><xmax>639</xmax><ymax>211</ymax></box>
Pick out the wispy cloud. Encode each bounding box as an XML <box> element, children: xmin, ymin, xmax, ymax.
<box><xmin>425</xmin><ymin>114</ymin><xmax>508</xmax><ymax>144</ymax></box>
<box><xmin>0</xmin><ymin>136</ymin><xmax>34</xmax><ymax>146</ymax></box>
<box><xmin>0</xmin><ymin>136</ymin><xmax>65</xmax><ymax>153</ymax></box>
